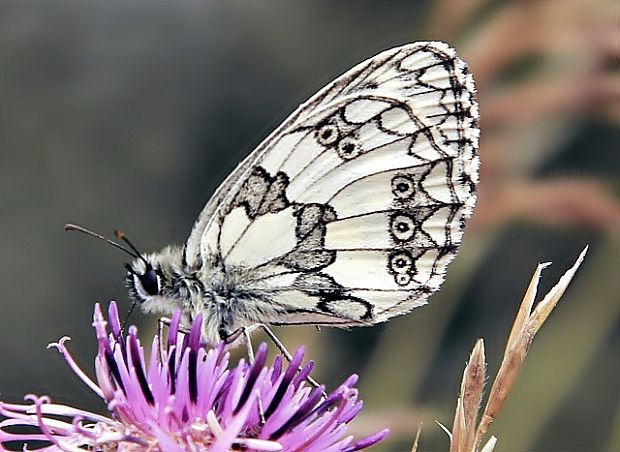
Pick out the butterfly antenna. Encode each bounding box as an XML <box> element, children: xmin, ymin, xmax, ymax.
<box><xmin>65</xmin><ymin>223</ymin><xmax>138</xmax><ymax>259</ymax></box>
<box><xmin>66</xmin><ymin>225</ymin><xmax>145</xmax><ymax>335</ymax></box>
<box><xmin>121</xmin><ymin>300</ymin><xmax>138</xmax><ymax>333</ymax></box>
<box><xmin>114</xmin><ymin>229</ymin><xmax>149</xmax><ymax>266</ymax></box>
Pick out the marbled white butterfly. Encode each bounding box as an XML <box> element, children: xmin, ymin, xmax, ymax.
<box><xmin>75</xmin><ymin>42</ymin><xmax>479</xmax><ymax>345</ymax></box>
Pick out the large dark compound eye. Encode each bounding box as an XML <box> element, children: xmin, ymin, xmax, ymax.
<box><xmin>127</xmin><ymin>263</ymin><xmax>161</xmax><ymax>299</ymax></box>
<box><xmin>138</xmin><ymin>267</ymin><xmax>160</xmax><ymax>296</ymax></box>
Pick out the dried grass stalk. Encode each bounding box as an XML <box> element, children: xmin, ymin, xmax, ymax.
<box><xmin>450</xmin><ymin>339</ymin><xmax>486</xmax><ymax>452</ymax></box>
<box><xmin>476</xmin><ymin>246</ymin><xmax>588</xmax><ymax>442</ymax></box>
<box><xmin>410</xmin><ymin>423</ymin><xmax>423</xmax><ymax>452</ymax></box>
<box><xmin>444</xmin><ymin>246</ymin><xmax>588</xmax><ymax>452</ymax></box>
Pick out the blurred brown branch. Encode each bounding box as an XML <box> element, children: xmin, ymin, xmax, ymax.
<box><xmin>426</xmin><ymin>0</ymin><xmax>619</xmax><ymax>234</ymax></box>
<box><xmin>472</xmin><ymin>178</ymin><xmax>620</xmax><ymax>231</ymax></box>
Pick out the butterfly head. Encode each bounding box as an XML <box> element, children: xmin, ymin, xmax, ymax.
<box><xmin>122</xmin><ymin>246</ymin><xmax>188</xmax><ymax>314</ymax></box>
<box><xmin>110</xmin><ymin>229</ymin><xmax>165</xmax><ymax>305</ymax></box>
<box><xmin>125</xmin><ymin>260</ymin><xmax>163</xmax><ymax>302</ymax></box>
<box><xmin>64</xmin><ymin>224</ymin><xmax>191</xmax><ymax>318</ymax></box>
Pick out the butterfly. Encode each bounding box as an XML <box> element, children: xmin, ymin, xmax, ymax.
<box><xmin>82</xmin><ymin>41</ymin><xmax>479</xmax><ymax>345</ymax></box>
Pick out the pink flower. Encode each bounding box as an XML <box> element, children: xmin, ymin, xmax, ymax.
<box><xmin>0</xmin><ymin>302</ymin><xmax>388</xmax><ymax>451</ymax></box>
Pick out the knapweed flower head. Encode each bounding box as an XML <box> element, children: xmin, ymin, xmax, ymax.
<box><xmin>0</xmin><ymin>302</ymin><xmax>388</xmax><ymax>451</ymax></box>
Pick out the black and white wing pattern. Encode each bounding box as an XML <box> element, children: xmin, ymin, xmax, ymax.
<box><xmin>186</xmin><ymin>42</ymin><xmax>479</xmax><ymax>327</ymax></box>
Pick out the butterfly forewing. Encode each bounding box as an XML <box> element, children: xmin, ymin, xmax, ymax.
<box><xmin>186</xmin><ymin>42</ymin><xmax>479</xmax><ymax>327</ymax></box>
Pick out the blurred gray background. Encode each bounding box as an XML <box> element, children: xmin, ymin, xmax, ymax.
<box><xmin>1</xmin><ymin>1</ymin><xmax>618</xmax><ymax>451</ymax></box>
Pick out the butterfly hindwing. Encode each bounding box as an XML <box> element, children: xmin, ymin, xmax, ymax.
<box><xmin>186</xmin><ymin>42</ymin><xmax>479</xmax><ymax>326</ymax></box>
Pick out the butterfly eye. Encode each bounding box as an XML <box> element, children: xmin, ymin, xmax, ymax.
<box><xmin>138</xmin><ymin>267</ymin><xmax>161</xmax><ymax>296</ymax></box>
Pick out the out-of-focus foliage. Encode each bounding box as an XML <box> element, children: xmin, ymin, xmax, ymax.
<box><xmin>0</xmin><ymin>1</ymin><xmax>617</xmax><ymax>451</ymax></box>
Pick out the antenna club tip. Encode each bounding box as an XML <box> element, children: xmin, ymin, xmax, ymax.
<box><xmin>114</xmin><ymin>229</ymin><xmax>126</xmax><ymax>239</ymax></box>
<box><xmin>63</xmin><ymin>224</ymin><xmax>139</xmax><ymax>259</ymax></box>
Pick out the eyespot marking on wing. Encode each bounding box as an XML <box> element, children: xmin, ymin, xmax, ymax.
<box><xmin>392</xmin><ymin>174</ymin><xmax>416</xmax><ymax>200</ymax></box>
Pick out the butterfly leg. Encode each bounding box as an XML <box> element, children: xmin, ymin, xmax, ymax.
<box><xmin>241</xmin><ymin>327</ymin><xmax>266</xmax><ymax>425</ymax></box>
<box><xmin>157</xmin><ymin>317</ymin><xmax>170</xmax><ymax>363</ymax></box>
<box><xmin>259</xmin><ymin>324</ymin><xmax>325</xmax><ymax>396</ymax></box>
<box><xmin>221</xmin><ymin>327</ymin><xmax>245</xmax><ymax>346</ymax></box>
<box><xmin>157</xmin><ymin>317</ymin><xmax>192</xmax><ymax>363</ymax></box>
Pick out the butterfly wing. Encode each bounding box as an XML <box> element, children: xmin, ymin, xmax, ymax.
<box><xmin>185</xmin><ymin>41</ymin><xmax>479</xmax><ymax>326</ymax></box>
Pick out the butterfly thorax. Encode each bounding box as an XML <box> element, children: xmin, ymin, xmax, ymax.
<box><xmin>126</xmin><ymin>246</ymin><xmax>280</xmax><ymax>343</ymax></box>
